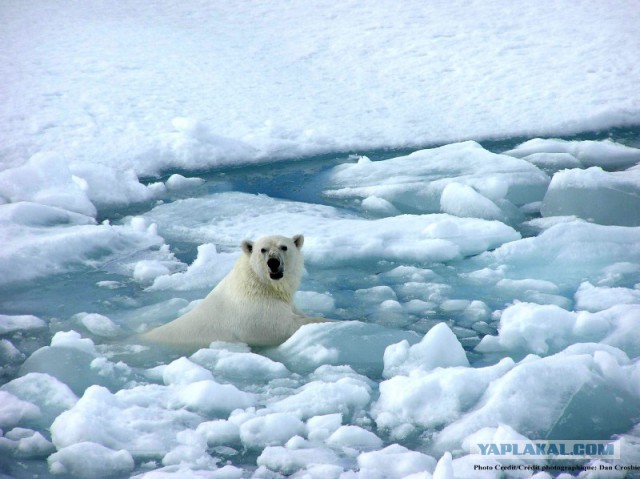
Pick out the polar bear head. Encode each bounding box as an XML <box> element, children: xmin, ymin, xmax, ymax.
<box><xmin>241</xmin><ymin>234</ymin><xmax>305</xmax><ymax>289</ymax></box>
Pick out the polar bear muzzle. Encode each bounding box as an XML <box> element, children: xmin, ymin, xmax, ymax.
<box><xmin>267</xmin><ymin>257</ymin><xmax>284</xmax><ymax>280</ymax></box>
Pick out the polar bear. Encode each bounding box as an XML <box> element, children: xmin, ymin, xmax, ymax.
<box><xmin>141</xmin><ymin>234</ymin><xmax>328</xmax><ymax>348</ymax></box>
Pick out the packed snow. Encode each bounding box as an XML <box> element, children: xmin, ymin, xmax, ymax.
<box><xmin>2</xmin><ymin>0</ymin><xmax>640</xmax><ymax>478</ymax></box>
<box><xmin>3</xmin><ymin>1</ymin><xmax>640</xmax><ymax>173</ymax></box>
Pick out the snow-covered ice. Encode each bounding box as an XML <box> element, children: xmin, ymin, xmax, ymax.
<box><xmin>541</xmin><ymin>167</ymin><xmax>640</xmax><ymax>226</ymax></box>
<box><xmin>5</xmin><ymin>145</ymin><xmax>640</xmax><ymax>476</ymax></box>
<box><xmin>432</xmin><ymin>344</ymin><xmax>640</xmax><ymax>456</ymax></box>
<box><xmin>48</xmin><ymin>442</ymin><xmax>135</xmax><ymax>479</ymax></box>
<box><xmin>1</xmin><ymin>0</ymin><xmax>640</xmax><ymax>478</ymax></box>
<box><xmin>0</xmin><ymin>314</ymin><xmax>46</xmax><ymax>335</ymax></box>
<box><xmin>141</xmin><ymin>191</ymin><xmax>521</xmax><ymax>266</ymax></box>
<box><xmin>504</xmin><ymin>139</ymin><xmax>640</xmax><ymax>171</ymax></box>
<box><xmin>323</xmin><ymin>142</ymin><xmax>551</xmax><ymax>222</ymax></box>
<box><xmin>0</xmin><ymin>208</ymin><xmax>175</xmax><ymax>287</ymax></box>
<box><xmin>3</xmin><ymin>1</ymin><xmax>640</xmax><ymax>173</ymax></box>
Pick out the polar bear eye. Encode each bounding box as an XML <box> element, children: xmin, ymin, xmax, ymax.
<box><xmin>280</xmin><ymin>245</ymin><xmax>288</xmax><ymax>251</ymax></box>
<box><xmin>260</xmin><ymin>248</ymin><xmax>267</xmax><ymax>254</ymax></box>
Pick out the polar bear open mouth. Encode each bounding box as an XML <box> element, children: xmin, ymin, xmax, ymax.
<box><xmin>269</xmin><ymin>271</ymin><xmax>284</xmax><ymax>280</ymax></box>
<box><xmin>267</xmin><ymin>257</ymin><xmax>284</xmax><ymax>280</ymax></box>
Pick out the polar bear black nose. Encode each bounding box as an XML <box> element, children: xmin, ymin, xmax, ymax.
<box><xmin>267</xmin><ymin>258</ymin><xmax>281</xmax><ymax>272</ymax></box>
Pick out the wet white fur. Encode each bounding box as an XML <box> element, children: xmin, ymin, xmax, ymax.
<box><xmin>141</xmin><ymin>234</ymin><xmax>327</xmax><ymax>348</ymax></box>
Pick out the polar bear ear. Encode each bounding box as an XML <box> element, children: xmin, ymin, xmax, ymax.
<box><xmin>293</xmin><ymin>234</ymin><xmax>304</xmax><ymax>249</ymax></box>
<box><xmin>241</xmin><ymin>240</ymin><xmax>253</xmax><ymax>255</ymax></box>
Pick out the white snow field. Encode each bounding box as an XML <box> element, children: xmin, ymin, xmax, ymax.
<box><xmin>2</xmin><ymin>0</ymin><xmax>640</xmax><ymax>478</ymax></box>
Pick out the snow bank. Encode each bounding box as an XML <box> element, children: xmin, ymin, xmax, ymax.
<box><xmin>0</xmin><ymin>201</ymin><xmax>95</xmax><ymax>228</ymax></box>
<box><xmin>0</xmin><ymin>314</ymin><xmax>46</xmax><ymax>334</ymax></box>
<box><xmin>575</xmin><ymin>282</ymin><xmax>640</xmax><ymax>312</ymax></box>
<box><xmin>159</xmin><ymin>356</ymin><xmax>214</xmax><ymax>385</ymax></box>
<box><xmin>10</xmin><ymin>304</ymin><xmax>640</xmax><ymax>478</ymax></box>
<box><xmin>165</xmin><ymin>174</ymin><xmax>205</xmax><ymax>192</ymax></box>
<box><xmin>1</xmin><ymin>372</ymin><xmax>78</xmax><ymax>429</ymax></box>
<box><xmin>357</xmin><ymin>444</ymin><xmax>437</xmax><ymax>479</ymax></box>
<box><xmin>74</xmin><ymin>313</ymin><xmax>122</xmax><ymax>338</ymax></box>
<box><xmin>373</xmin><ymin>326</ymin><xmax>515</xmax><ymax>439</ymax></box>
<box><xmin>269</xmin><ymin>377</ymin><xmax>372</xmax><ymax>421</ymax></box>
<box><xmin>324</xmin><ymin>141</ymin><xmax>549</xmax><ymax>219</ymax></box>
<box><xmin>269</xmin><ymin>321</ymin><xmax>421</xmax><ymax>376</ymax></box>
<box><xmin>362</xmin><ymin>316</ymin><xmax>640</xmax><ymax>458</ymax></box>
<box><xmin>440</xmin><ymin>183</ymin><xmax>504</xmax><ymax>221</ymax></box>
<box><xmin>541</xmin><ymin>166</ymin><xmax>640</xmax><ymax>226</ymax></box>
<box><xmin>326</xmin><ymin>425</ymin><xmax>383</xmax><ymax>452</ymax></box>
<box><xmin>51</xmin><ymin>330</ymin><xmax>97</xmax><ymax>355</ymax></box>
<box><xmin>0</xmin><ymin>210</ymin><xmax>175</xmax><ymax>286</ymax></box>
<box><xmin>50</xmin><ymin>384</ymin><xmax>202</xmax><ymax>459</ymax></box>
<box><xmin>0</xmin><ymin>152</ymin><xmax>164</xmax><ymax>217</ymax></box>
<box><xmin>148</xmin><ymin>243</ymin><xmax>237</xmax><ymax>292</ymax></box>
<box><xmin>368</xmin><ymin>348</ymin><xmax>640</xmax><ymax>466</ymax></box>
<box><xmin>19</xmin><ymin>333</ymin><xmax>133</xmax><ymax>396</ymax></box>
<box><xmin>505</xmin><ymin>138</ymin><xmax>640</xmax><ymax>170</ymax></box>
<box><xmin>4</xmin><ymin>1</ymin><xmax>639</xmax><ymax>177</ymax></box>
<box><xmin>173</xmin><ymin>380</ymin><xmax>254</xmax><ymax>417</ymax></box>
<box><xmin>195</xmin><ymin>420</ymin><xmax>241</xmax><ymax>448</ymax></box>
<box><xmin>476</xmin><ymin>303</ymin><xmax>576</xmax><ymax>356</ymax></box>
<box><xmin>132</xmin><ymin>465</ymin><xmax>243</xmax><ymax>478</ymax></box>
<box><xmin>468</xmin><ymin>220</ymin><xmax>640</xmax><ymax>291</ymax></box>
<box><xmin>257</xmin><ymin>442</ymin><xmax>343</xmax><ymax>476</ymax></box>
<box><xmin>432</xmin><ymin>345</ymin><xmax>640</xmax><ymax>454</ymax></box>
<box><xmin>143</xmin><ymin>191</ymin><xmax>520</xmax><ymax>267</ymax></box>
<box><xmin>299</xmin><ymin>213</ymin><xmax>520</xmax><ymax>266</ymax></box>
<box><xmin>0</xmin><ymin>427</ymin><xmax>54</xmax><ymax>459</ymax></box>
<box><xmin>375</xmin><ymin>358</ymin><xmax>515</xmax><ymax>438</ymax></box>
<box><xmin>155</xmin><ymin>117</ymin><xmax>258</xmax><ymax>174</ymax></box>
<box><xmin>239</xmin><ymin>413</ymin><xmax>306</xmax><ymax>449</ymax></box>
<box><xmin>190</xmin><ymin>343</ymin><xmax>290</xmax><ymax>383</ymax></box>
<box><xmin>0</xmin><ymin>390</ymin><xmax>40</xmax><ymax>429</ymax></box>
<box><xmin>477</xmin><ymin>302</ymin><xmax>640</xmax><ymax>359</ymax></box>
<box><xmin>382</xmin><ymin>323</ymin><xmax>469</xmax><ymax>378</ymax></box>
<box><xmin>48</xmin><ymin>441</ymin><xmax>134</xmax><ymax>479</ymax></box>
<box><xmin>0</xmin><ymin>152</ymin><xmax>96</xmax><ymax>217</ymax></box>
<box><xmin>141</xmin><ymin>191</ymin><xmax>356</xmax><ymax>247</ymax></box>
<box><xmin>69</xmin><ymin>162</ymin><xmax>163</xmax><ymax>210</ymax></box>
